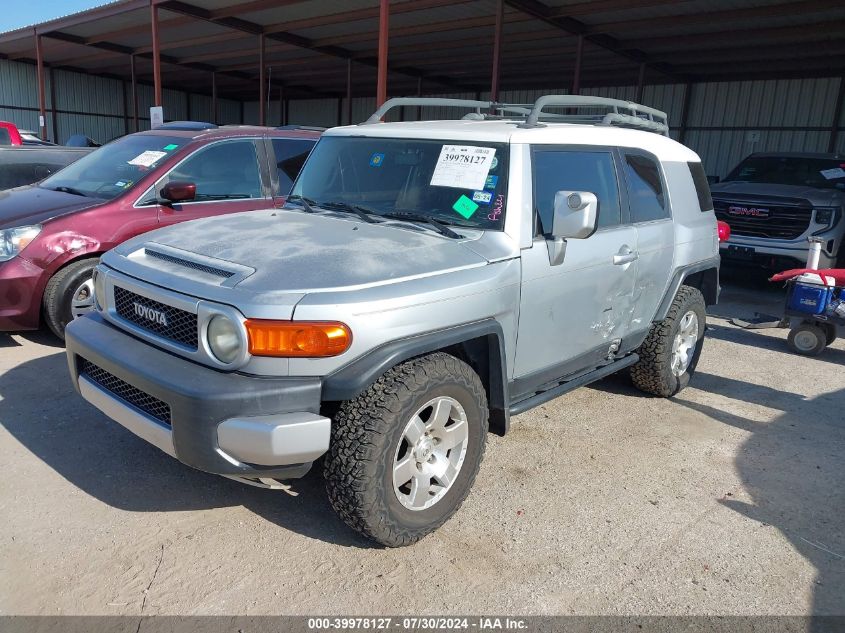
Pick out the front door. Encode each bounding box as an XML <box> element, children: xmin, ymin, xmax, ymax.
<box><xmin>146</xmin><ymin>138</ymin><xmax>271</xmax><ymax>227</ymax></box>
<box><xmin>512</xmin><ymin>147</ymin><xmax>639</xmax><ymax>391</ymax></box>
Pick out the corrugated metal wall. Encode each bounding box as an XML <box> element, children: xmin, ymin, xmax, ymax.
<box><xmin>3</xmin><ymin>55</ymin><xmax>843</xmax><ymax>177</ymax></box>
<box><xmin>0</xmin><ymin>58</ymin><xmax>240</xmax><ymax>144</ymax></box>
<box><xmin>246</xmin><ymin>77</ymin><xmax>845</xmax><ymax>178</ymax></box>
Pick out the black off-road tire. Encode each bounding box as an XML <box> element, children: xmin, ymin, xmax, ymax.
<box><xmin>787</xmin><ymin>323</ymin><xmax>827</xmax><ymax>356</ymax></box>
<box><xmin>630</xmin><ymin>285</ymin><xmax>706</xmax><ymax>398</ymax></box>
<box><xmin>324</xmin><ymin>352</ymin><xmax>488</xmax><ymax>547</ymax></box>
<box><xmin>821</xmin><ymin>323</ymin><xmax>837</xmax><ymax>347</ymax></box>
<box><xmin>42</xmin><ymin>258</ymin><xmax>98</xmax><ymax>340</ymax></box>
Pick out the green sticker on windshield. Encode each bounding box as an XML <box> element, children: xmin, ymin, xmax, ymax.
<box><xmin>163</xmin><ymin>144</ymin><xmax>179</xmax><ymax>151</ymax></box>
<box><xmin>452</xmin><ymin>195</ymin><xmax>479</xmax><ymax>219</ymax></box>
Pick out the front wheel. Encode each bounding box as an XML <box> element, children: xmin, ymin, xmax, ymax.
<box><xmin>324</xmin><ymin>352</ymin><xmax>488</xmax><ymax>547</ymax></box>
<box><xmin>42</xmin><ymin>258</ymin><xmax>99</xmax><ymax>340</ymax></box>
<box><xmin>631</xmin><ymin>285</ymin><xmax>707</xmax><ymax>397</ymax></box>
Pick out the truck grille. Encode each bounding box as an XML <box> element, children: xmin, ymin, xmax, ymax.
<box><xmin>113</xmin><ymin>286</ymin><xmax>198</xmax><ymax>349</ymax></box>
<box><xmin>80</xmin><ymin>358</ymin><xmax>171</xmax><ymax>425</ymax></box>
<box><xmin>713</xmin><ymin>198</ymin><xmax>812</xmax><ymax>240</ymax></box>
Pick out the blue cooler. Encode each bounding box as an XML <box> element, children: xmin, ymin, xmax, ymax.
<box><xmin>788</xmin><ymin>282</ymin><xmax>832</xmax><ymax>315</ymax></box>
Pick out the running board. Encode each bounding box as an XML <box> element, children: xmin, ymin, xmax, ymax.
<box><xmin>508</xmin><ymin>354</ymin><xmax>639</xmax><ymax>416</ymax></box>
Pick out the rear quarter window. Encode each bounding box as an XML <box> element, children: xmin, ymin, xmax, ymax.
<box><xmin>688</xmin><ymin>161</ymin><xmax>714</xmax><ymax>212</ymax></box>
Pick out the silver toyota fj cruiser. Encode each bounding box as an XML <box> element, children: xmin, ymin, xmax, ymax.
<box><xmin>65</xmin><ymin>96</ymin><xmax>720</xmax><ymax>547</ymax></box>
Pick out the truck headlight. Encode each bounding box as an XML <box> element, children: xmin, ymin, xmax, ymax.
<box><xmin>0</xmin><ymin>225</ymin><xmax>41</xmax><ymax>262</ymax></box>
<box><xmin>814</xmin><ymin>207</ymin><xmax>839</xmax><ymax>227</ymax></box>
<box><xmin>207</xmin><ymin>315</ymin><xmax>242</xmax><ymax>364</ymax></box>
<box><xmin>93</xmin><ymin>268</ymin><xmax>107</xmax><ymax>311</ymax></box>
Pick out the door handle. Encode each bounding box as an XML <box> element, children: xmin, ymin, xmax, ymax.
<box><xmin>613</xmin><ymin>246</ymin><xmax>639</xmax><ymax>266</ymax></box>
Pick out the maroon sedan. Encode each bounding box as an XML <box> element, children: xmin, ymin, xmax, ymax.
<box><xmin>0</xmin><ymin>122</ymin><xmax>319</xmax><ymax>339</ymax></box>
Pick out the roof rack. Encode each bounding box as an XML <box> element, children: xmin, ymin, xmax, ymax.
<box><xmin>276</xmin><ymin>124</ymin><xmax>327</xmax><ymax>132</ymax></box>
<box><xmin>156</xmin><ymin>121</ymin><xmax>218</xmax><ymax>131</ymax></box>
<box><xmin>363</xmin><ymin>95</ymin><xmax>669</xmax><ymax>136</ymax></box>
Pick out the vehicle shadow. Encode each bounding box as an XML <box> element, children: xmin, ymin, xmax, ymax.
<box><xmin>591</xmin><ymin>370</ymin><xmax>845</xmax><ymax>615</ymax></box>
<box><xmin>0</xmin><ymin>351</ymin><xmax>373</xmax><ymax>549</ymax></box>
<box><xmin>673</xmin><ymin>375</ymin><xmax>845</xmax><ymax>615</ymax></box>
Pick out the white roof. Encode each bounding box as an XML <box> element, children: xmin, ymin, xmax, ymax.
<box><xmin>326</xmin><ymin>120</ymin><xmax>701</xmax><ymax>163</ymax></box>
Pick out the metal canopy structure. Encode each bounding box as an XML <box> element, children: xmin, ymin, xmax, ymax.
<box><xmin>1</xmin><ymin>0</ymin><xmax>844</xmax><ymax>137</ymax></box>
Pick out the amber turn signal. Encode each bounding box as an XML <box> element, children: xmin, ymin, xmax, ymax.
<box><xmin>245</xmin><ymin>320</ymin><xmax>352</xmax><ymax>357</ymax></box>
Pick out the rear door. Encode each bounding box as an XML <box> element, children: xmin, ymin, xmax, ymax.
<box><xmin>140</xmin><ymin>137</ymin><xmax>273</xmax><ymax>227</ymax></box>
<box><xmin>267</xmin><ymin>136</ymin><xmax>318</xmax><ymax>207</ymax></box>
<box><xmin>620</xmin><ymin>151</ymin><xmax>676</xmax><ymax>332</ymax></box>
<box><xmin>513</xmin><ymin>146</ymin><xmax>639</xmax><ymax>388</ymax></box>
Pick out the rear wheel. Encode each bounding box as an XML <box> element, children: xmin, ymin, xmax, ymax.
<box><xmin>42</xmin><ymin>258</ymin><xmax>99</xmax><ymax>340</ymax></box>
<box><xmin>324</xmin><ymin>352</ymin><xmax>488</xmax><ymax>547</ymax></box>
<box><xmin>821</xmin><ymin>323</ymin><xmax>837</xmax><ymax>347</ymax></box>
<box><xmin>787</xmin><ymin>323</ymin><xmax>827</xmax><ymax>356</ymax></box>
<box><xmin>631</xmin><ymin>286</ymin><xmax>707</xmax><ymax>397</ymax></box>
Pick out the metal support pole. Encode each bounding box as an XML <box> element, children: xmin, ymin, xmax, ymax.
<box><xmin>130</xmin><ymin>54</ymin><xmax>139</xmax><ymax>132</ymax></box>
<box><xmin>636</xmin><ymin>63</ymin><xmax>646</xmax><ymax>102</ymax></box>
<box><xmin>490</xmin><ymin>0</ymin><xmax>504</xmax><ymax>102</ymax></box>
<box><xmin>416</xmin><ymin>76</ymin><xmax>422</xmax><ymax>121</ymax></box>
<box><xmin>259</xmin><ymin>34</ymin><xmax>266</xmax><ymax>126</ymax></box>
<box><xmin>35</xmin><ymin>32</ymin><xmax>47</xmax><ymax>140</ymax></box>
<box><xmin>571</xmin><ymin>34</ymin><xmax>583</xmax><ymax>95</ymax></box>
<box><xmin>211</xmin><ymin>71</ymin><xmax>218</xmax><ymax>124</ymax></box>
<box><xmin>49</xmin><ymin>66</ymin><xmax>59</xmax><ymax>143</ymax></box>
<box><xmin>346</xmin><ymin>58</ymin><xmax>353</xmax><ymax>125</ymax></box>
<box><xmin>828</xmin><ymin>75</ymin><xmax>845</xmax><ymax>153</ymax></box>
<box><xmin>678</xmin><ymin>82</ymin><xmax>693</xmax><ymax>145</ymax></box>
<box><xmin>279</xmin><ymin>86</ymin><xmax>284</xmax><ymax>125</ymax></box>
<box><xmin>337</xmin><ymin>97</ymin><xmax>343</xmax><ymax>126</ymax></box>
<box><xmin>151</xmin><ymin>3</ymin><xmax>162</xmax><ymax>106</ymax></box>
<box><xmin>376</xmin><ymin>0</ymin><xmax>389</xmax><ymax>107</ymax></box>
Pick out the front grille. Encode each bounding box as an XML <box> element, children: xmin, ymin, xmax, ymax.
<box><xmin>80</xmin><ymin>358</ymin><xmax>171</xmax><ymax>425</ymax></box>
<box><xmin>144</xmin><ymin>248</ymin><xmax>234</xmax><ymax>279</ymax></box>
<box><xmin>713</xmin><ymin>197</ymin><xmax>813</xmax><ymax>240</ymax></box>
<box><xmin>113</xmin><ymin>286</ymin><xmax>198</xmax><ymax>349</ymax></box>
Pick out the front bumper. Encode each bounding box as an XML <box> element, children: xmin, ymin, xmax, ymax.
<box><xmin>720</xmin><ymin>238</ymin><xmax>837</xmax><ymax>270</ymax></box>
<box><xmin>0</xmin><ymin>256</ymin><xmax>46</xmax><ymax>331</ymax></box>
<box><xmin>65</xmin><ymin>312</ymin><xmax>330</xmax><ymax>479</ymax></box>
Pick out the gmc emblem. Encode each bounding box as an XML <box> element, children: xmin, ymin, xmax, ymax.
<box><xmin>133</xmin><ymin>302</ymin><xmax>168</xmax><ymax>326</ymax></box>
<box><xmin>728</xmin><ymin>205</ymin><xmax>770</xmax><ymax>218</ymax></box>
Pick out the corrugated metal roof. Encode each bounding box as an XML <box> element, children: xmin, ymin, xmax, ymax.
<box><xmin>0</xmin><ymin>0</ymin><xmax>842</xmax><ymax>101</ymax></box>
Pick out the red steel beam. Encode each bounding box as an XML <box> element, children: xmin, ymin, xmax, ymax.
<box><xmin>377</xmin><ymin>0</ymin><xmax>389</xmax><ymax>107</ymax></box>
<box><xmin>571</xmin><ymin>34</ymin><xmax>583</xmax><ymax>95</ymax></box>
<box><xmin>259</xmin><ymin>33</ymin><xmax>266</xmax><ymax>125</ymax></box>
<box><xmin>35</xmin><ymin>31</ymin><xmax>47</xmax><ymax>140</ymax></box>
<box><xmin>131</xmin><ymin>54</ymin><xmax>139</xmax><ymax>131</ymax></box>
<box><xmin>151</xmin><ymin>2</ymin><xmax>162</xmax><ymax>106</ymax></box>
<box><xmin>490</xmin><ymin>0</ymin><xmax>504</xmax><ymax>102</ymax></box>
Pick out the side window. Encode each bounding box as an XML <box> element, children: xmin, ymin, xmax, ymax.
<box><xmin>622</xmin><ymin>153</ymin><xmax>668</xmax><ymax>222</ymax></box>
<box><xmin>164</xmin><ymin>140</ymin><xmax>263</xmax><ymax>201</ymax></box>
<box><xmin>687</xmin><ymin>161</ymin><xmax>714</xmax><ymax>212</ymax></box>
<box><xmin>272</xmin><ymin>138</ymin><xmax>316</xmax><ymax>194</ymax></box>
<box><xmin>532</xmin><ymin>149</ymin><xmax>622</xmax><ymax>234</ymax></box>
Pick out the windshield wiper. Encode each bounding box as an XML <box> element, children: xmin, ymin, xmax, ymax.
<box><xmin>318</xmin><ymin>200</ymin><xmax>382</xmax><ymax>224</ymax></box>
<box><xmin>49</xmin><ymin>185</ymin><xmax>87</xmax><ymax>197</ymax></box>
<box><xmin>381</xmin><ymin>211</ymin><xmax>461</xmax><ymax>239</ymax></box>
<box><xmin>285</xmin><ymin>194</ymin><xmax>317</xmax><ymax>213</ymax></box>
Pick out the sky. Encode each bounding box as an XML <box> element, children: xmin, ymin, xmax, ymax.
<box><xmin>1</xmin><ymin>1</ymin><xmax>113</xmax><ymax>33</ymax></box>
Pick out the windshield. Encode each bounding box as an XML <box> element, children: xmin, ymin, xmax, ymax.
<box><xmin>291</xmin><ymin>136</ymin><xmax>509</xmax><ymax>230</ymax></box>
<box><xmin>725</xmin><ymin>155</ymin><xmax>845</xmax><ymax>191</ymax></box>
<box><xmin>39</xmin><ymin>134</ymin><xmax>184</xmax><ymax>200</ymax></box>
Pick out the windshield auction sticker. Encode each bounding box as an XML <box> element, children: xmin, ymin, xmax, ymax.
<box><xmin>128</xmin><ymin>150</ymin><xmax>167</xmax><ymax>167</ymax></box>
<box><xmin>431</xmin><ymin>145</ymin><xmax>496</xmax><ymax>190</ymax></box>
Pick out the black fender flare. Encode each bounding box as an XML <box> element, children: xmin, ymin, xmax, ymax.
<box><xmin>321</xmin><ymin>319</ymin><xmax>511</xmax><ymax>435</ymax></box>
<box><xmin>652</xmin><ymin>256</ymin><xmax>720</xmax><ymax>322</ymax></box>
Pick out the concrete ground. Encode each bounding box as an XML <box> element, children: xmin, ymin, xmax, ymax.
<box><xmin>0</xmin><ymin>275</ymin><xmax>843</xmax><ymax>616</ymax></box>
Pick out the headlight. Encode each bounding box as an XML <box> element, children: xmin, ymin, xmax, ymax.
<box><xmin>0</xmin><ymin>225</ymin><xmax>41</xmax><ymax>262</ymax></box>
<box><xmin>814</xmin><ymin>207</ymin><xmax>839</xmax><ymax>226</ymax></box>
<box><xmin>207</xmin><ymin>315</ymin><xmax>242</xmax><ymax>364</ymax></box>
<box><xmin>93</xmin><ymin>268</ymin><xmax>107</xmax><ymax>311</ymax></box>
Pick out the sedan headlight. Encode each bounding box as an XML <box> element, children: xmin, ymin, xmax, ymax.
<box><xmin>207</xmin><ymin>315</ymin><xmax>242</xmax><ymax>364</ymax></box>
<box><xmin>0</xmin><ymin>225</ymin><xmax>42</xmax><ymax>262</ymax></box>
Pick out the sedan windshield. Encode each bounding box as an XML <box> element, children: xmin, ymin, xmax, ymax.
<box><xmin>725</xmin><ymin>155</ymin><xmax>845</xmax><ymax>190</ymax></box>
<box><xmin>39</xmin><ymin>134</ymin><xmax>184</xmax><ymax>200</ymax></box>
<box><xmin>290</xmin><ymin>136</ymin><xmax>509</xmax><ymax>230</ymax></box>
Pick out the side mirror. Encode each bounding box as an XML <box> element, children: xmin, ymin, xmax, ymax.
<box><xmin>546</xmin><ymin>191</ymin><xmax>598</xmax><ymax>266</ymax></box>
<box><xmin>551</xmin><ymin>191</ymin><xmax>598</xmax><ymax>239</ymax></box>
<box><xmin>161</xmin><ymin>181</ymin><xmax>196</xmax><ymax>203</ymax></box>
